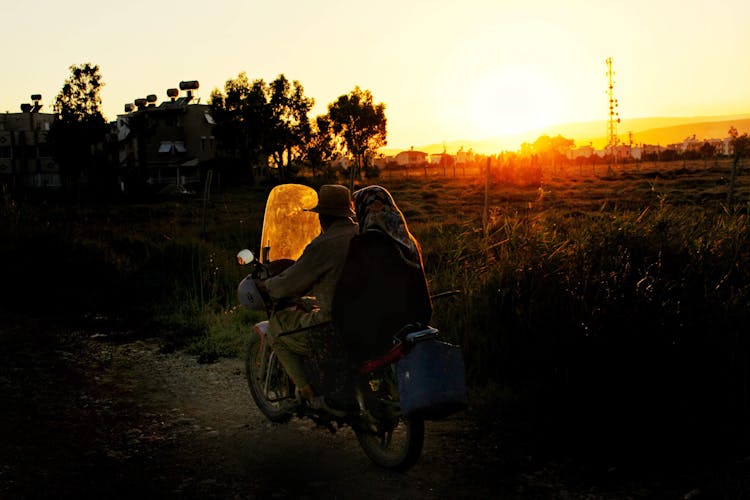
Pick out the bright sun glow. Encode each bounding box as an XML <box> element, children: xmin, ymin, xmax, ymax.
<box><xmin>469</xmin><ymin>67</ymin><xmax>562</xmax><ymax>138</ymax></box>
<box><xmin>4</xmin><ymin>1</ymin><xmax>750</xmax><ymax>151</ymax></box>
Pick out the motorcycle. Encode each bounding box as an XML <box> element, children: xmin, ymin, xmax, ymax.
<box><xmin>236</xmin><ymin>184</ymin><xmax>466</xmax><ymax>471</ymax></box>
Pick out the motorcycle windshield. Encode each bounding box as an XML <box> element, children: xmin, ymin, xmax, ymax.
<box><xmin>259</xmin><ymin>184</ymin><xmax>320</xmax><ymax>264</ymax></box>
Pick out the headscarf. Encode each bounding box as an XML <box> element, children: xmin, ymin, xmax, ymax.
<box><xmin>352</xmin><ymin>185</ymin><xmax>423</xmax><ymax>269</ymax></box>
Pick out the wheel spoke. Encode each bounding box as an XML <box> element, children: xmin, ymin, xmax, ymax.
<box><xmin>381</xmin><ymin>431</ymin><xmax>393</xmax><ymax>448</ymax></box>
<box><xmin>246</xmin><ymin>333</ymin><xmax>293</xmax><ymax>423</ymax></box>
<box><xmin>263</xmin><ymin>351</ymin><xmax>276</xmax><ymax>396</ymax></box>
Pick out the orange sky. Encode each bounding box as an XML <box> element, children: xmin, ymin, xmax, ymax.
<box><xmin>3</xmin><ymin>0</ymin><xmax>750</xmax><ymax>153</ymax></box>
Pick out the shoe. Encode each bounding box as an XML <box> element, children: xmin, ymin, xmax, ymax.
<box><xmin>308</xmin><ymin>396</ymin><xmax>346</xmax><ymax>418</ymax></box>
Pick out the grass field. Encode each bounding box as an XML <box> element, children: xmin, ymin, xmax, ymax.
<box><xmin>2</xmin><ymin>156</ymin><xmax>749</xmax><ymax>456</ymax></box>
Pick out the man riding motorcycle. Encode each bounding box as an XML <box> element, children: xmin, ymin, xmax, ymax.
<box><xmin>258</xmin><ymin>184</ymin><xmax>358</xmax><ymax>405</ymax></box>
<box><xmin>238</xmin><ymin>183</ymin><xmax>466</xmax><ymax>471</ymax></box>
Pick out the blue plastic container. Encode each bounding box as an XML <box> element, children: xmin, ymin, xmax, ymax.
<box><xmin>396</xmin><ymin>340</ymin><xmax>467</xmax><ymax>419</ymax></box>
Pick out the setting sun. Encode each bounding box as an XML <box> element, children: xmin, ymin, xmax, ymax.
<box><xmin>3</xmin><ymin>0</ymin><xmax>750</xmax><ymax>153</ymax></box>
<box><xmin>468</xmin><ymin>66</ymin><xmax>562</xmax><ymax>138</ymax></box>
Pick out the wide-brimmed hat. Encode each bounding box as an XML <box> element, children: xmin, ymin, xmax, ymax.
<box><xmin>308</xmin><ymin>184</ymin><xmax>355</xmax><ymax>218</ymax></box>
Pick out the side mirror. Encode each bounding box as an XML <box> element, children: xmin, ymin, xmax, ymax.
<box><xmin>237</xmin><ymin>249</ymin><xmax>255</xmax><ymax>265</ymax></box>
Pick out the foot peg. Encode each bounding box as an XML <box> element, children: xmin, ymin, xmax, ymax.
<box><xmin>308</xmin><ymin>396</ymin><xmax>346</xmax><ymax>417</ymax></box>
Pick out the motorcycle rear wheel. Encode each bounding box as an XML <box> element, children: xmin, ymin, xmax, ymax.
<box><xmin>245</xmin><ymin>332</ymin><xmax>294</xmax><ymax>423</ymax></box>
<box><xmin>355</xmin><ymin>414</ymin><xmax>425</xmax><ymax>471</ymax></box>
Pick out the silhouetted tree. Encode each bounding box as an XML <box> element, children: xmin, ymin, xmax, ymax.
<box><xmin>659</xmin><ymin>149</ymin><xmax>678</xmax><ymax>162</ymax></box>
<box><xmin>530</xmin><ymin>134</ymin><xmax>574</xmax><ymax>164</ymax></box>
<box><xmin>121</xmin><ymin>109</ymin><xmax>156</xmax><ymax>190</ymax></box>
<box><xmin>48</xmin><ymin>63</ymin><xmax>108</xmax><ymax>190</ymax></box>
<box><xmin>699</xmin><ymin>141</ymin><xmax>716</xmax><ymax>168</ymax></box>
<box><xmin>267</xmin><ymin>74</ymin><xmax>314</xmax><ymax>180</ymax></box>
<box><xmin>210</xmin><ymin>72</ymin><xmax>268</xmax><ymax>181</ymax></box>
<box><xmin>304</xmin><ymin>115</ymin><xmax>338</xmax><ymax>177</ymax></box>
<box><xmin>727</xmin><ymin>126</ymin><xmax>750</xmax><ymax>206</ymax></box>
<box><xmin>327</xmin><ymin>87</ymin><xmax>387</xmax><ymax>189</ymax></box>
<box><xmin>210</xmin><ymin>72</ymin><xmax>314</xmax><ymax>181</ymax></box>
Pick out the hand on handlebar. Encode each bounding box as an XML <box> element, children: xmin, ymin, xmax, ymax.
<box><xmin>255</xmin><ymin>278</ymin><xmax>269</xmax><ymax>294</ymax></box>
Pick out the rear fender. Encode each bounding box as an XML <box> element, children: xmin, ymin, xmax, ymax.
<box><xmin>357</xmin><ymin>326</ymin><xmax>439</xmax><ymax>374</ymax></box>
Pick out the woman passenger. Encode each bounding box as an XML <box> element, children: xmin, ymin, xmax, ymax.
<box><xmin>332</xmin><ymin>185</ymin><xmax>432</xmax><ymax>364</ymax></box>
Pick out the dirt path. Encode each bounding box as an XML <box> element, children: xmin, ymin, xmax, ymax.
<box><xmin>0</xmin><ymin>321</ymin><xmax>518</xmax><ymax>499</ymax></box>
<box><xmin>2</xmin><ymin>319</ymin><xmax>741</xmax><ymax>499</ymax></box>
<box><xmin>83</xmin><ymin>336</ymin><xmax>501</xmax><ymax>499</ymax></box>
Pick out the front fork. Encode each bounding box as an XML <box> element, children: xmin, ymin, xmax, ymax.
<box><xmin>253</xmin><ymin>321</ymin><xmax>271</xmax><ymax>389</ymax></box>
<box><xmin>254</xmin><ymin>321</ymin><xmax>295</xmax><ymax>404</ymax></box>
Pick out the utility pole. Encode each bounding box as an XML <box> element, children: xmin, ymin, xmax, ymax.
<box><xmin>606</xmin><ymin>57</ymin><xmax>620</xmax><ymax>176</ymax></box>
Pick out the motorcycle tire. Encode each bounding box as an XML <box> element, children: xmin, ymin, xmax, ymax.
<box><xmin>245</xmin><ymin>331</ymin><xmax>294</xmax><ymax>423</ymax></box>
<box><xmin>355</xmin><ymin>414</ymin><xmax>425</xmax><ymax>471</ymax></box>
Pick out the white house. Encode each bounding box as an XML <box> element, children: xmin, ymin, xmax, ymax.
<box><xmin>395</xmin><ymin>148</ymin><xmax>428</xmax><ymax>167</ymax></box>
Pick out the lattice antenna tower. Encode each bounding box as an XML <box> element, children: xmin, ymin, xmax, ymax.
<box><xmin>606</xmin><ymin>57</ymin><xmax>620</xmax><ymax>156</ymax></box>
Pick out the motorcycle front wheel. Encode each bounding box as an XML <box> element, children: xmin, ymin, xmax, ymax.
<box><xmin>355</xmin><ymin>414</ymin><xmax>425</xmax><ymax>471</ymax></box>
<box><xmin>245</xmin><ymin>331</ymin><xmax>294</xmax><ymax>423</ymax></box>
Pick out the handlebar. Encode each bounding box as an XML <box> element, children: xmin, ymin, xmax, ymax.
<box><xmin>404</xmin><ymin>326</ymin><xmax>439</xmax><ymax>343</ymax></box>
<box><xmin>393</xmin><ymin>323</ymin><xmax>439</xmax><ymax>344</ymax></box>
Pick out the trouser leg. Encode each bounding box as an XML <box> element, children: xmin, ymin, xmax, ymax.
<box><xmin>267</xmin><ymin>308</ymin><xmax>314</xmax><ymax>390</ymax></box>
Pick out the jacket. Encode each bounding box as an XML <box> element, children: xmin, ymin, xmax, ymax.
<box><xmin>264</xmin><ymin>217</ymin><xmax>358</xmax><ymax>322</ymax></box>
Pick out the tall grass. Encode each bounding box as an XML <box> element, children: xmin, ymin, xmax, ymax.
<box><xmin>419</xmin><ymin>197</ymin><xmax>750</xmax><ymax>454</ymax></box>
<box><xmin>4</xmin><ymin>171</ymin><xmax>750</xmax><ymax>454</ymax></box>
<box><xmin>0</xmin><ymin>188</ymin><xmax>266</xmax><ymax>359</ymax></box>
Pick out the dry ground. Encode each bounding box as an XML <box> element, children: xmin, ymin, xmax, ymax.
<box><xmin>0</xmin><ymin>318</ymin><xmax>518</xmax><ymax>500</ymax></box>
<box><xmin>3</xmin><ymin>316</ymin><xmax>747</xmax><ymax>499</ymax></box>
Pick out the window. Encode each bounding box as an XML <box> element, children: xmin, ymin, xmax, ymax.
<box><xmin>174</xmin><ymin>141</ymin><xmax>187</xmax><ymax>153</ymax></box>
<box><xmin>158</xmin><ymin>142</ymin><xmax>172</xmax><ymax>153</ymax></box>
<box><xmin>200</xmin><ymin>137</ymin><xmax>215</xmax><ymax>152</ymax></box>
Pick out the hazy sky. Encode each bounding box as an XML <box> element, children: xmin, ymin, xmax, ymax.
<box><xmin>3</xmin><ymin>0</ymin><xmax>749</xmax><ymax>150</ymax></box>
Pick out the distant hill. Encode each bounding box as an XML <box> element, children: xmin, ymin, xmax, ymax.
<box><xmin>563</xmin><ymin>116</ymin><xmax>750</xmax><ymax>149</ymax></box>
<box><xmin>629</xmin><ymin>119</ymin><xmax>750</xmax><ymax>148</ymax></box>
<box><xmin>380</xmin><ymin>113</ymin><xmax>750</xmax><ymax>156</ymax></box>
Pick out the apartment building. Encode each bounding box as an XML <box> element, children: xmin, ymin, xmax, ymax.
<box><xmin>0</xmin><ymin>95</ymin><xmax>60</xmax><ymax>188</ymax></box>
<box><xmin>117</xmin><ymin>81</ymin><xmax>215</xmax><ymax>188</ymax></box>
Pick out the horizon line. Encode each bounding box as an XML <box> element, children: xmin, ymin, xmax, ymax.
<box><xmin>383</xmin><ymin>112</ymin><xmax>750</xmax><ymax>154</ymax></box>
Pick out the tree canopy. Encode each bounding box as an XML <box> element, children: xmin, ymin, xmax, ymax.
<box><xmin>327</xmin><ymin>86</ymin><xmax>387</xmax><ymax>187</ymax></box>
<box><xmin>266</xmin><ymin>74</ymin><xmax>314</xmax><ymax>178</ymax></box>
<box><xmin>49</xmin><ymin>63</ymin><xmax>108</xmax><ymax>188</ymax></box>
<box><xmin>726</xmin><ymin>126</ymin><xmax>750</xmax><ymax>206</ymax></box>
<box><xmin>303</xmin><ymin>115</ymin><xmax>338</xmax><ymax>176</ymax></box>
<box><xmin>729</xmin><ymin>126</ymin><xmax>750</xmax><ymax>159</ymax></box>
<box><xmin>520</xmin><ymin>134</ymin><xmax>574</xmax><ymax>162</ymax></box>
<box><xmin>210</xmin><ymin>72</ymin><xmax>268</xmax><ymax>176</ymax></box>
<box><xmin>210</xmin><ymin>72</ymin><xmax>314</xmax><ymax>180</ymax></box>
<box><xmin>53</xmin><ymin>63</ymin><xmax>106</xmax><ymax>122</ymax></box>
